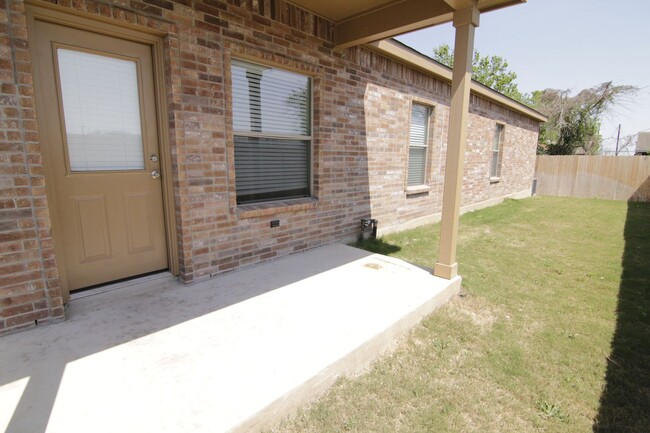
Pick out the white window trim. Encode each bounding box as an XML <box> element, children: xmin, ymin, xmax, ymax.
<box><xmin>231</xmin><ymin>58</ymin><xmax>313</xmax><ymax>205</ymax></box>
<box><xmin>490</xmin><ymin>123</ymin><xmax>505</xmax><ymax>181</ymax></box>
<box><xmin>407</xmin><ymin>102</ymin><xmax>433</xmax><ymax>188</ymax></box>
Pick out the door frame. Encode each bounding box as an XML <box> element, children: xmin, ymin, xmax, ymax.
<box><xmin>26</xmin><ymin>2</ymin><xmax>179</xmax><ymax>301</ymax></box>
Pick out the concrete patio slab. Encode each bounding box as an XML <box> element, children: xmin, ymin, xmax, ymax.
<box><xmin>0</xmin><ymin>244</ymin><xmax>460</xmax><ymax>433</ymax></box>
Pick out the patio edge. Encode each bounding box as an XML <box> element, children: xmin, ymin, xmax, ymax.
<box><xmin>233</xmin><ymin>272</ymin><xmax>462</xmax><ymax>433</ymax></box>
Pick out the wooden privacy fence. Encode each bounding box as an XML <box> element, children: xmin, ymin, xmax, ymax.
<box><xmin>535</xmin><ymin>156</ymin><xmax>650</xmax><ymax>202</ymax></box>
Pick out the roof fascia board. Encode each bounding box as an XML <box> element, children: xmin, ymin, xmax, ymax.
<box><xmin>367</xmin><ymin>39</ymin><xmax>547</xmax><ymax>122</ymax></box>
<box><xmin>329</xmin><ymin>0</ymin><xmax>525</xmax><ymax>49</ymax></box>
<box><xmin>334</xmin><ymin>0</ymin><xmax>454</xmax><ymax>49</ymax></box>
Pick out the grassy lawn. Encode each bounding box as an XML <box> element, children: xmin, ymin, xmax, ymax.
<box><xmin>268</xmin><ymin>196</ymin><xmax>650</xmax><ymax>433</ymax></box>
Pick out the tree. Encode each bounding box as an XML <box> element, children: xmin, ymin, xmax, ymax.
<box><xmin>432</xmin><ymin>44</ymin><xmax>525</xmax><ymax>102</ymax></box>
<box><xmin>432</xmin><ymin>45</ymin><xmax>638</xmax><ymax>156</ymax></box>
<box><xmin>532</xmin><ymin>82</ymin><xmax>638</xmax><ymax>155</ymax></box>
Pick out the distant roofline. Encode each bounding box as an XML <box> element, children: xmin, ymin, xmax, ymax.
<box><xmin>365</xmin><ymin>38</ymin><xmax>548</xmax><ymax>123</ymax></box>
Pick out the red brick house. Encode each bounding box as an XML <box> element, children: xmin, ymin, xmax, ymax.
<box><xmin>0</xmin><ymin>0</ymin><xmax>545</xmax><ymax>334</ymax></box>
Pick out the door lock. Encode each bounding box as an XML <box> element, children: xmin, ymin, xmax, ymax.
<box><xmin>150</xmin><ymin>155</ymin><xmax>159</xmax><ymax>162</ymax></box>
<box><xmin>151</xmin><ymin>170</ymin><xmax>161</xmax><ymax>179</ymax></box>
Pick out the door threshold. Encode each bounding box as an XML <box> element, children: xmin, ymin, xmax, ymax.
<box><xmin>69</xmin><ymin>271</ymin><xmax>174</xmax><ymax>301</ymax></box>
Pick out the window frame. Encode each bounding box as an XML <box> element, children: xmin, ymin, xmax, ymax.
<box><xmin>407</xmin><ymin>102</ymin><xmax>433</xmax><ymax>188</ymax></box>
<box><xmin>230</xmin><ymin>58</ymin><xmax>314</xmax><ymax>205</ymax></box>
<box><xmin>490</xmin><ymin>123</ymin><xmax>505</xmax><ymax>181</ymax></box>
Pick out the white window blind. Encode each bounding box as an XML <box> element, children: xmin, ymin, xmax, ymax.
<box><xmin>490</xmin><ymin>124</ymin><xmax>504</xmax><ymax>178</ymax></box>
<box><xmin>408</xmin><ymin>104</ymin><xmax>430</xmax><ymax>186</ymax></box>
<box><xmin>232</xmin><ymin>59</ymin><xmax>311</xmax><ymax>204</ymax></box>
<box><xmin>57</xmin><ymin>49</ymin><xmax>145</xmax><ymax>172</ymax></box>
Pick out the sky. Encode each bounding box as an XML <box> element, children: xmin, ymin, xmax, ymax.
<box><xmin>395</xmin><ymin>0</ymin><xmax>650</xmax><ymax>154</ymax></box>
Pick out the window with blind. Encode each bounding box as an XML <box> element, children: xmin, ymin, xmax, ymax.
<box><xmin>408</xmin><ymin>103</ymin><xmax>431</xmax><ymax>186</ymax></box>
<box><xmin>231</xmin><ymin>59</ymin><xmax>311</xmax><ymax>204</ymax></box>
<box><xmin>57</xmin><ymin>49</ymin><xmax>145</xmax><ymax>171</ymax></box>
<box><xmin>490</xmin><ymin>124</ymin><xmax>504</xmax><ymax>178</ymax></box>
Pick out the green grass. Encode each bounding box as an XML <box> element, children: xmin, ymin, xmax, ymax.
<box><xmin>268</xmin><ymin>196</ymin><xmax>650</xmax><ymax>433</ymax></box>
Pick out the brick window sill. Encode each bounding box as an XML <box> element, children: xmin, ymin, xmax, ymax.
<box><xmin>237</xmin><ymin>197</ymin><xmax>318</xmax><ymax>219</ymax></box>
<box><xmin>489</xmin><ymin>177</ymin><xmax>501</xmax><ymax>184</ymax></box>
<box><xmin>405</xmin><ymin>185</ymin><xmax>431</xmax><ymax>196</ymax></box>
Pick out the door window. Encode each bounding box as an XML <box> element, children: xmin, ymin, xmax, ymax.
<box><xmin>57</xmin><ymin>48</ymin><xmax>145</xmax><ymax>171</ymax></box>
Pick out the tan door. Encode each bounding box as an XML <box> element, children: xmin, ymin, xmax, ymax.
<box><xmin>32</xmin><ymin>20</ymin><xmax>168</xmax><ymax>291</ymax></box>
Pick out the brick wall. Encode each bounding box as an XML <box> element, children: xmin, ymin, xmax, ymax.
<box><xmin>0</xmin><ymin>0</ymin><xmax>64</xmax><ymax>333</ymax></box>
<box><xmin>0</xmin><ymin>0</ymin><xmax>540</xmax><ymax>334</ymax></box>
<box><xmin>462</xmin><ymin>95</ymin><xmax>539</xmax><ymax>208</ymax></box>
<box><xmin>357</xmin><ymin>50</ymin><xmax>539</xmax><ymax>233</ymax></box>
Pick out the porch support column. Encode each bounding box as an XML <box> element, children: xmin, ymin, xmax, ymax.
<box><xmin>433</xmin><ymin>3</ymin><xmax>479</xmax><ymax>280</ymax></box>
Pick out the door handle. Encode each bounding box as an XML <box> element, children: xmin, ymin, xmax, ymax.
<box><xmin>151</xmin><ymin>170</ymin><xmax>160</xmax><ymax>179</ymax></box>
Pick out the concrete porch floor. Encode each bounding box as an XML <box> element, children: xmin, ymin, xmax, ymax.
<box><xmin>0</xmin><ymin>244</ymin><xmax>460</xmax><ymax>433</ymax></box>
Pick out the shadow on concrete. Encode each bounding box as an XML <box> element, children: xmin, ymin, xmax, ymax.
<box><xmin>352</xmin><ymin>237</ymin><xmax>402</xmax><ymax>256</ymax></box>
<box><xmin>593</xmin><ymin>177</ymin><xmax>650</xmax><ymax>432</ymax></box>
<box><xmin>0</xmin><ymin>245</ymin><xmax>375</xmax><ymax>433</ymax></box>
<box><xmin>353</xmin><ymin>238</ymin><xmax>438</xmax><ymax>273</ymax></box>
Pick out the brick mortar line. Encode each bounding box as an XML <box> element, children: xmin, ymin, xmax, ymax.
<box><xmin>171</xmin><ymin>15</ymin><xmax>193</xmax><ymax>282</ymax></box>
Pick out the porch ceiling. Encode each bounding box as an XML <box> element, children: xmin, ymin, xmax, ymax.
<box><xmin>289</xmin><ymin>0</ymin><xmax>526</xmax><ymax>48</ymax></box>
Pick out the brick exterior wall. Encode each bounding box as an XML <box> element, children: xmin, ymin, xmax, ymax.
<box><xmin>0</xmin><ymin>0</ymin><xmax>540</xmax><ymax>334</ymax></box>
<box><xmin>0</xmin><ymin>0</ymin><xmax>64</xmax><ymax>333</ymax></box>
<box><xmin>360</xmin><ymin>52</ymin><xmax>539</xmax><ymax>233</ymax></box>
